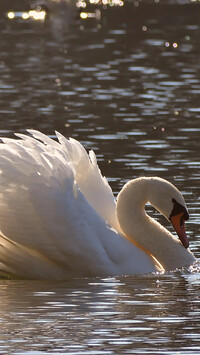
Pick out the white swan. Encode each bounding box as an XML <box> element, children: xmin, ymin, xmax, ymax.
<box><xmin>0</xmin><ymin>130</ymin><xmax>195</xmax><ymax>279</ymax></box>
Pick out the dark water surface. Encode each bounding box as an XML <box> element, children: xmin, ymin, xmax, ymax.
<box><xmin>0</xmin><ymin>0</ymin><xmax>200</xmax><ymax>354</ymax></box>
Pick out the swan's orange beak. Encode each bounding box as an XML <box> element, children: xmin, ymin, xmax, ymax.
<box><xmin>170</xmin><ymin>212</ymin><xmax>189</xmax><ymax>249</ymax></box>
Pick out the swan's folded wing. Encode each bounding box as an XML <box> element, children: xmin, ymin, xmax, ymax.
<box><xmin>0</xmin><ymin>137</ymin><xmax>123</xmax><ymax>277</ymax></box>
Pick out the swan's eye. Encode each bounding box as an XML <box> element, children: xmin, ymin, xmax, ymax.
<box><xmin>170</xmin><ymin>198</ymin><xmax>189</xmax><ymax>221</ymax></box>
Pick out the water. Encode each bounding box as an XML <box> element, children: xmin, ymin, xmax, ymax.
<box><xmin>0</xmin><ymin>0</ymin><xmax>200</xmax><ymax>353</ymax></box>
<box><xmin>1</xmin><ymin>272</ymin><xmax>200</xmax><ymax>354</ymax></box>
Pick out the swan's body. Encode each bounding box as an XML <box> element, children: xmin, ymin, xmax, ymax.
<box><xmin>0</xmin><ymin>131</ymin><xmax>195</xmax><ymax>279</ymax></box>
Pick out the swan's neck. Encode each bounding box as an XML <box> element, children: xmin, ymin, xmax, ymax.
<box><xmin>117</xmin><ymin>178</ymin><xmax>195</xmax><ymax>270</ymax></box>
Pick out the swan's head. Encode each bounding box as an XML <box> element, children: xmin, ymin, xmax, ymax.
<box><xmin>147</xmin><ymin>177</ymin><xmax>189</xmax><ymax>248</ymax></box>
